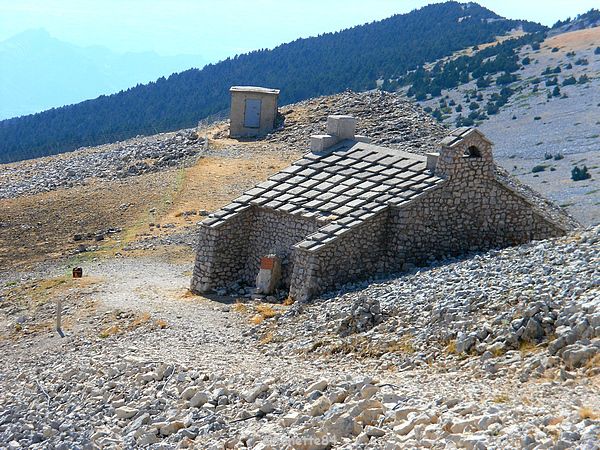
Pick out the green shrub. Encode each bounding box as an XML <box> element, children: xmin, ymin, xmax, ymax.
<box><xmin>476</xmin><ymin>76</ymin><xmax>491</xmax><ymax>88</ymax></box>
<box><xmin>552</xmin><ymin>86</ymin><xmax>561</xmax><ymax>97</ymax></box>
<box><xmin>571</xmin><ymin>166</ymin><xmax>591</xmax><ymax>181</ymax></box>
<box><xmin>486</xmin><ymin>103</ymin><xmax>499</xmax><ymax>115</ymax></box>
<box><xmin>496</xmin><ymin>72</ymin><xmax>518</xmax><ymax>85</ymax></box>
<box><xmin>455</xmin><ymin>115</ymin><xmax>474</xmax><ymax>127</ymax></box>
<box><xmin>554</xmin><ymin>153</ymin><xmax>564</xmax><ymax>161</ymax></box>
<box><xmin>532</xmin><ymin>165</ymin><xmax>546</xmax><ymax>173</ymax></box>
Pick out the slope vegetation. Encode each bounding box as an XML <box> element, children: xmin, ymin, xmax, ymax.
<box><xmin>0</xmin><ymin>1</ymin><xmax>543</xmax><ymax>163</ymax></box>
<box><xmin>408</xmin><ymin>25</ymin><xmax>600</xmax><ymax>225</ymax></box>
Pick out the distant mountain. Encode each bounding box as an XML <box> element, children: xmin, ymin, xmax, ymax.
<box><xmin>0</xmin><ymin>29</ymin><xmax>206</xmax><ymax>120</ymax></box>
<box><xmin>0</xmin><ymin>2</ymin><xmax>545</xmax><ymax>163</ymax></box>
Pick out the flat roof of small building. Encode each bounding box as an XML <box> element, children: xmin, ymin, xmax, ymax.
<box><xmin>230</xmin><ymin>86</ymin><xmax>280</xmax><ymax>95</ymax></box>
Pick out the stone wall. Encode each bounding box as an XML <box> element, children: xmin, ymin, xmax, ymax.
<box><xmin>386</xmin><ymin>177</ymin><xmax>565</xmax><ymax>270</ymax></box>
<box><xmin>241</xmin><ymin>208</ymin><xmax>319</xmax><ymax>288</ymax></box>
<box><xmin>191</xmin><ymin>206</ymin><xmax>319</xmax><ymax>294</ymax></box>
<box><xmin>190</xmin><ymin>209</ymin><xmax>254</xmax><ymax>293</ymax></box>
<box><xmin>289</xmin><ymin>211</ymin><xmax>389</xmax><ymax>301</ymax></box>
<box><xmin>382</xmin><ymin>130</ymin><xmax>566</xmax><ymax>269</ymax></box>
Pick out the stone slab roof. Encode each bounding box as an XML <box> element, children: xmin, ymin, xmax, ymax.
<box><xmin>202</xmin><ymin>139</ymin><xmax>444</xmax><ymax>251</ymax></box>
<box><xmin>440</xmin><ymin>127</ymin><xmax>493</xmax><ymax>148</ymax></box>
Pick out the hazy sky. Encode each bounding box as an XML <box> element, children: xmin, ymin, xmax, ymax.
<box><xmin>0</xmin><ymin>1</ymin><xmax>597</xmax><ymax>60</ymax></box>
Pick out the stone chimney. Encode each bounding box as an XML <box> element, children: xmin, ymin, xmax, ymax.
<box><xmin>426</xmin><ymin>153</ymin><xmax>439</xmax><ymax>172</ymax></box>
<box><xmin>310</xmin><ymin>115</ymin><xmax>371</xmax><ymax>152</ymax></box>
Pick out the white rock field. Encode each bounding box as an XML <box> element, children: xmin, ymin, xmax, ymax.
<box><xmin>0</xmin><ymin>225</ymin><xmax>598</xmax><ymax>449</ymax></box>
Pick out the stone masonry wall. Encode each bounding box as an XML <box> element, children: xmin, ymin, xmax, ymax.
<box><xmin>191</xmin><ymin>206</ymin><xmax>319</xmax><ymax>294</ymax></box>
<box><xmin>241</xmin><ymin>208</ymin><xmax>320</xmax><ymax>288</ymax></box>
<box><xmin>386</xmin><ymin>177</ymin><xmax>565</xmax><ymax>269</ymax></box>
<box><xmin>190</xmin><ymin>208</ymin><xmax>254</xmax><ymax>293</ymax></box>
<box><xmin>289</xmin><ymin>211</ymin><xmax>389</xmax><ymax>301</ymax></box>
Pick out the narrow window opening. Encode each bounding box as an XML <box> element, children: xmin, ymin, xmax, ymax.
<box><xmin>465</xmin><ymin>145</ymin><xmax>481</xmax><ymax>158</ymax></box>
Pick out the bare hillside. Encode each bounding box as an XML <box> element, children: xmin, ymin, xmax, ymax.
<box><xmin>418</xmin><ymin>27</ymin><xmax>600</xmax><ymax>226</ymax></box>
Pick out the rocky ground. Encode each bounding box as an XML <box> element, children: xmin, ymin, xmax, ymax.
<box><xmin>0</xmin><ymin>227</ymin><xmax>598</xmax><ymax>449</ymax></box>
<box><xmin>0</xmin><ymin>129</ymin><xmax>205</xmax><ymax>200</ymax></box>
<box><xmin>0</xmin><ymin>87</ymin><xmax>598</xmax><ymax>449</ymax></box>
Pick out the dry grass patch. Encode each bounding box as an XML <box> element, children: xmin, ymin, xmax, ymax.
<box><xmin>256</xmin><ymin>304</ymin><xmax>277</xmax><ymax>319</ymax></box>
<box><xmin>0</xmin><ymin>172</ymin><xmax>175</xmax><ymax>270</ymax></box>
<box><xmin>492</xmin><ymin>394</ymin><xmax>510</xmax><ymax>404</ymax></box>
<box><xmin>130</xmin><ymin>311</ymin><xmax>152</xmax><ymax>328</ymax></box>
<box><xmin>546</xmin><ymin>416</ymin><xmax>564</xmax><ymax>426</ymax></box>
<box><xmin>519</xmin><ymin>340</ymin><xmax>544</xmax><ymax>356</ymax></box>
<box><xmin>99</xmin><ymin>324</ymin><xmax>121</xmax><ymax>339</ymax></box>
<box><xmin>260</xmin><ymin>331</ymin><xmax>274</xmax><ymax>345</ymax></box>
<box><xmin>249</xmin><ymin>303</ymin><xmax>278</xmax><ymax>325</ymax></box>
<box><xmin>155</xmin><ymin>319</ymin><xmax>169</xmax><ymax>329</ymax></box>
<box><xmin>585</xmin><ymin>354</ymin><xmax>600</xmax><ymax>371</ymax></box>
<box><xmin>3</xmin><ymin>275</ymin><xmax>102</xmax><ymax>316</ymax></box>
<box><xmin>579</xmin><ymin>407</ymin><xmax>599</xmax><ymax>420</ymax></box>
<box><xmin>544</xmin><ymin>27</ymin><xmax>600</xmax><ymax>54</ymax></box>
<box><xmin>249</xmin><ymin>314</ymin><xmax>265</xmax><ymax>325</ymax></box>
<box><xmin>232</xmin><ymin>301</ymin><xmax>249</xmax><ymax>314</ymax></box>
<box><xmin>326</xmin><ymin>335</ymin><xmax>416</xmax><ymax>358</ymax></box>
<box><xmin>446</xmin><ymin>339</ymin><xmax>457</xmax><ymax>355</ymax></box>
<box><xmin>387</xmin><ymin>336</ymin><xmax>416</xmax><ymax>354</ymax></box>
<box><xmin>98</xmin><ymin>310</ymin><xmax>168</xmax><ymax>338</ymax></box>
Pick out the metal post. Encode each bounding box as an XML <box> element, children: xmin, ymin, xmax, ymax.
<box><xmin>56</xmin><ymin>298</ymin><xmax>64</xmax><ymax>337</ymax></box>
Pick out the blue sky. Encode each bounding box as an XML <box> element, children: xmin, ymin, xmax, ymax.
<box><xmin>0</xmin><ymin>0</ymin><xmax>597</xmax><ymax>60</ymax></box>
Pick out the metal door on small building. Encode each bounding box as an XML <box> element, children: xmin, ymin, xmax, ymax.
<box><xmin>244</xmin><ymin>98</ymin><xmax>261</xmax><ymax>128</ymax></box>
